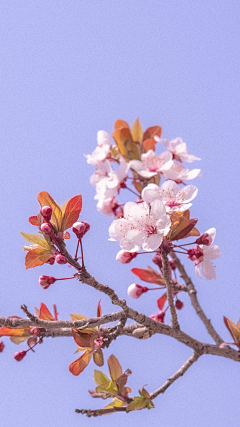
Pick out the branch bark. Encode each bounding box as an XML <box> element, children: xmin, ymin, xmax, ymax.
<box><xmin>161</xmin><ymin>252</ymin><xmax>180</xmax><ymax>330</ymax></box>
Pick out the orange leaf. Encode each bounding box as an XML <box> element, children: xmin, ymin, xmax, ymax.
<box><xmin>72</xmin><ymin>329</ymin><xmax>93</xmax><ymax>348</ymax></box>
<box><xmin>131</xmin><ymin>268</ymin><xmax>165</xmax><ymax>286</ymax></box>
<box><xmin>0</xmin><ymin>327</ymin><xmax>30</xmax><ymax>337</ymax></box>
<box><xmin>143</xmin><ymin>138</ymin><xmax>157</xmax><ymax>152</ymax></box>
<box><xmin>108</xmin><ymin>354</ymin><xmax>122</xmax><ymax>381</ymax></box>
<box><xmin>25</xmin><ymin>248</ymin><xmax>52</xmax><ymax>269</ymax></box>
<box><xmin>224</xmin><ymin>316</ymin><xmax>240</xmax><ymax>346</ymax></box>
<box><xmin>63</xmin><ymin>231</ymin><xmax>70</xmax><ymax>239</ymax></box>
<box><xmin>143</xmin><ymin>125</ymin><xmax>162</xmax><ymax>141</ymax></box>
<box><xmin>38</xmin><ymin>303</ymin><xmax>54</xmax><ymax>321</ymax></box>
<box><xmin>131</xmin><ymin>118</ymin><xmax>143</xmax><ymax>144</ymax></box>
<box><xmin>28</xmin><ymin>216</ymin><xmax>40</xmax><ymax>226</ymax></box>
<box><xmin>69</xmin><ymin>350</ymin><xmax>93</xmax><ymax>376</ymax></box>
<box><xmin>38</xmin><ymin>191</ymin><xmax>62</xmax><ymax>231</ymax></box>
<box><xmin>114</xmin><ymin>119</ymin><xmax>130</xmax><ymax>130</ymax></box>
<box><xmin>61</xmin><ymin>195</ymin><xmax>82</xmax><ymax>231</ymax></box>
<box><xmin>157</xmin><ymin>293</ymin><xmax>167</xmax><ymax>310</ymax></box>
<box><xmin>93</xmin><ymin>349</ymin><xmax>104</xmax><ymax>367</ymax></box>
<box><xmin>112</xmin><ymin>127</ymin><xmax>133</xmax><ymax>159</ymax></box>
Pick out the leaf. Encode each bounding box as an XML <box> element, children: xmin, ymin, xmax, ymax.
<box><xmin>72</xmin><ymin>329</ymin><xmax>93</xmax><ymax>348</ymax></box>
<box><xmin>93</xmin><ymin>370</ymin><xmax>110</xmax><ymax>385</ymax></box>
<box><xmin>147</xmin><ymin>400</ymin><xmax>155</xmax><ymax>409</ymax></box>
<box><xmin>143</xmin><ymin>125</ymin><xmax>162</xmax><ymax>141</ymax></box>
<box><xmin>115</xmin><ymin>370</ymin><xmax>132</xmax><ymax>395</ymax></box>
<box><xmin>0</xmin><ymin>327</ymin><xmax>30</xmax><ymax>337</ymax></box>
<box><xmin>114</xmin><ymin>119</ymin><xmax>129</xmax><ymax>130</ymax></box>
<box><xmin>125</xmin><ymin>140</ymin><xmax>141</xmax><ymax>160</ymax></box>
<box><xmin>103</xmin><ymin>398</ymin><xmax>124</xmax><ymax>410</ymax></box>
<box><xmin>63</xmin><ymin>231</ymin><xmax>70</xmax><ymax>239</ymax></box>
<box><xmin>97</xmin><ymin>300</ymin><xmax>102</xmax><ymax>318</ymax></box>
<box><xmin>96</xmin><ymin>381</ymin><xmax>118</xmax><ymax>395</ymax></box>
<box><xmin>21</xmin><ymin>233</ymin><xmax>51</xmax><ymax>249</ymax></box>
<box><xmin>28</xmin><ymin>216</ymin><xmax>40</xmax><ymax>226</ymax></box>
<box><xmin>108</xmin><ymin>354</ymin><xmax>122</xmax><ymax>381</ymax></box>
<box><xmin>70</xmin><ymin>314</ymin><xmax>88</xmax><ymax>321</ymax></box>
<box><xmin>112</xmin><ymin>127</ymin><xmax>133</xmax><ymax>159</ymax></box>
<box><xmin>143</xmin><ymin>138</ymin><xmax>157</xmax><ymax>152</ymax></box>
<box><xmin>38</xmin><ymin>191</ymin><xmax>62</xmax><ymax>231</ymax></box>
<box><xmin>10</xmin><ymin>336</ymin><xmax>29</xmax><ymax>344</ymax></box>
<box><xmin>61</xmin><ymin>195</ymin><xmax>82</xmax><ymax>231</ymax></box>
<box><xmin>93</xmin><ymin>349</ymin><xmax>104</xmax><ymax>367</ymax></box>
<box><xmin>69</xmin><ymin>350</ymin><xmax>93</xmax><ymax>376</ymax></box>
<box><xmin>168</xmin><ymin>210</ymin><xmax>199</xmax><ymax>241</ymax></box>
<box><xmin>126</xmin><ymin>397</ymin><xmax>149</xmax><ymax>412</ymax></box>
<box><xmin>131</xmin><ymin>268</ymin><xmax>165</xmax><ymax>286</ymax></box>
<box><xmin>38</xmin><ymin>303</ymin><xmax>54</xmax><ymax>321</ymax></box>
<box><xmin>157</xmin><ymin>293</ymin><xmax>168</xmax><ymax>310</ymax></box>
<box><xmin>25</xmin><ymin>248</ymin><xmax>52</xmax><ymax>269</ymax></box>
<box><xmin>223</xmin><ymin>316</ymin><xmax>240</xmax><ymax>346</ymax></box>
<box><xmin>131</xmin><ymin>118</ymin><xmax>143</xmax><ymax>144</ymax></box>
<box><xmin>139</xmin><ymin>386</ymin><xmax>150</xmax><ymax>398</ymax></box>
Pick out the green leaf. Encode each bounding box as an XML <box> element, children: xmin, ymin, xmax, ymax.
<box><xmin>93</xmin><ymin>370</ymin><xmax>110</xmax><ymax>385</ymax></box>
<box><xmin>103</xmin><ymin>398</ymin><xmax>124</xmax><ymax>410</ymax></box>
<box><xmin>126</xmin><ymin>397</ymin><xmax>149</xmax><ymax>412</ymax></box>
<box><xmin>21</xmin><ymin>232</ymin><xmax>51</xmax><ymax>249</ymax></box>
<box><xmin>139</xmin><ymin>386</ymin><xmax>150</xmax><ymax>399</ymax></box>
<box><xmin>147</xmin><ymin>400</ymin><xmax>155</xmax><ymax>409</ymax></box>
<box><xmin>96</xmin><ymin>381</ymin><xmax>118</xmax><ymax>395</ymax></box>
<box><xmin>108</xmin><ymin>354</ymin><xmax>122</xmax><ymax>381</ymax></box>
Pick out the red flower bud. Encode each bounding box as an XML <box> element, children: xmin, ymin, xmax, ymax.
<box><xmin>196</xmin><ymin>233</ymin><xmax>211</xmax><ymax>246</ymax></box>
<box><xmin>41</xmin><ymin>222</ymin><xmax>52</xmax><ymax>235</ymax></box>
<box><xmin>116</xmin><ymin>250</ymin><xmax>137</xmax><ymax>264</ymax></box>
<box><xmin>152</xmin><ymin>254</ymin><xmax>162</xmax><ymax>269</ymax></box>
<box><xmin>14</xmin><ymin>350</ymin><xmax>27</xmax><ymax>361</ymax></box>
<box><xmin>72</xmin><ymin>221</ymin><xmax>90</xmax><ymax>238</ymax></box>
<box><xmin>0</xmin><ymin>340</ymin><xmax>5</xmax><ymax>352</ymax></box>
<box><xmin>40</xmin><ymin>206</ymin><xmax>52</xmax><ymax>221</ymax></box>
<box><xmin>187</xmin><ymin>247</ymin><xmax>203</xmax><ymax>261</ymax></box>
<box><xmin>39</xmin><ymin>275</ymin><xmax>56</xmax><ymax>289</ymax></box>
<box><xmin>175</xmin><ymin>299</ymin><xmax>184</xmax><ymax>310</ymax></box>
<box><xmin>55</xmin><ymin>254</ymin><xmax>68</xmax><ymax>265</ymax></box>
<box><xmin>46</xmin><ymin>256</ymin><xmax>55</xmax><ymax>265</ymax></box>
<box><xmin>151</xmin><ymin>311</ymin><xmax>166</xmax><ymax>323</ymax></box>
<box><xmin>127</xmin><ymin>284</ymin><xmax>148</xmax><ymax>298</ymax></box>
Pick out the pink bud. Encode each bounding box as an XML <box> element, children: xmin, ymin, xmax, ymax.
<box><xmin>0</xmin><ymin>341</ymin><xmax>5</xmax><ymax>352</ymax></box>
<box><xmin>39</xmin><ymin>275</ymin><xmax>56</xmax><ymax>289</ymax></box>
<box><xmin>127</xmin><ymin>284</ymin><xmax>148</xmax><ymax>299</ymax></box>
<box><xmin>40</xmin><ymin>206</ymin><xmax>52</xmax><ymax>221</ymax></box>
<box><xmin>151</xmin><ymin>311</ymin><xmax>165</xmax><ymax>323</ymax></box>
<box><xmin>175</xmin><ymin>299</ymin><xmax>184</xmax><ymax>310</ymax></box>
<box><xmin>169</xmin><ymin>259</ymin><xmax>176</xmax><ymax>270</ymax></box>
<box><xmin>46</xmin><ymin>256</ymin><xmax>55</xmax><ymax>265</ymax></box>
<box><xmin>14</xmin><ymin>350</ymin><xmax>27</xmax><ymax>361</ymax></box>
<box><xmin>55</xmin><ymin>254</ymin><xmax>68</xmax><ymax>265</ymax></box>
<box><xmin>41</xmin><ymin>222</ymin><xmax>52</xmax><ymax>235</ymax></box>
<box><xmin>187</xmin><ymin>247</ymin><xmax>203</xmax><ymax>261</ymax></box>
<box><xmin>116</xmin><ymin>250</ymin><xmax>137</xmax><ymax>264</ymax></box>
<box><xmin>72</xmin><ymin>222</ymin><xmax>87</xmax><ymax>238</ymax></box>
<box><xmin>196</xmin><ymin>233</ymin><xmax>211</xmax><ymax>246</ymax></box>
<box><xmin>82</xmin><ymin>221</ymin><xmax>90</xmax><ymax>234</ymax></box>
<box><xmin>152</xmin><ymin>254</ymin><xmax>162</xmax><ymax>269</ymax></box>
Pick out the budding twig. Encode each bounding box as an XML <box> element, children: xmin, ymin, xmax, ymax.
<box><xmin>161</xmin><ymin>252</ymin><xmax>180</xmax><ymax>330</ymax></box>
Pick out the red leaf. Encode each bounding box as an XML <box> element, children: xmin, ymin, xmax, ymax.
<box><xmin>143</xmin><ymin>138</ymin><xmax>157</xmax><ymax>152</ymax></box>
<box><xmin>97</xmin><ymin>300</ymin><xmax>102</xmax><ymax>318</ymax></box>
<box><xmin>143</xmin><ymin>125</ymin><xmax>162</xmax><ymax>141</ymax></box>
<box><xmin>69</xmin><ymin>350</ymin><xmax>93</xmax><ymax>376</ymax></box>
<box><xmin>72</xmin><ymin>329</ymin><xmax>92</xmax><ymax>348</ymax></box>
<box><xmin>38</xmin><ymin>303</ymin><xmax>54</xmax><ymax>321</ymax></box>
<box><xmin>131</xmin><ymin>268</ymin><xmax>165</xmax><ymax>286</ymax></box>
<box><xmin>61</xmin><ymin>195</ymin><xmax>82</xmax><ymax>231</ymax></box>
<box><xmin>157</xmin><ymin>293</ymin><xmax>167</xmax><ymax>310</ymax></box>
<box><xmin>29</xmin><ymin>216</ymin><xmax>40</xmax><ymax>226</ymax></box>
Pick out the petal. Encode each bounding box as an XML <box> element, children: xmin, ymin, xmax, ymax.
<box><xmin>203</xmin><ymin>245</ymin><xmax>221</xmax><ymax>260</ymax></box>
<box><xmin>142</xmin><ymin>234</ymin><xmax>163</xmax><ymax>251</ymax></box>
<box><xmin>97</xmin><ymin>130</ymin><xmax>111</xmax><ymax>147</ymax></box>
<box><xmin>180</xmin><ymin>185</ymin><xmax>198</xmax><ymax>203</ymax></box>
<box><xmin>201</xmin><ymin>260</ymin><xmax>216</xmax><ymax>280</ymax></box>
<box><xmin>141</xmin><ymin>184</ymin><xmax>161</xmax><ymax>203</ymax></box>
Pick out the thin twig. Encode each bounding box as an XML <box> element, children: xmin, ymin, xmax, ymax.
<box><xmin>171</xmin><ymin>252</ymin><xmax>223</xmax><ymax>345</ymax></box>
<box><xmin>161</xmin><ymin>252</ymin><xmax>180</xmax><ymax>330</ymax></box>
<box><xmin>75</xmin><ymin>407</ymin><xmax>127</xmax><ymax>417</ymax></box>
<box><xmin>150</xmin><ymin>351</ymin><xmax>200</xmax><ymax>399</ymax></box>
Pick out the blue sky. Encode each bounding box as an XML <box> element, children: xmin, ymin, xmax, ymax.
<box><xmin>0</xmin><ymin>2</ymin><xmax>240</xmax><ymax>426</ymax></box>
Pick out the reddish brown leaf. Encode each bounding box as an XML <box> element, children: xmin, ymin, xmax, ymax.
<box><xmin>114</xmin><ymin>119</ymin><xmax>130</xmax><ymax>130</ymax></box>
<box><xmin>69</xmin><ymin>350</ymin><xmax>93</xmax><ymax>376</ymax></box>
<box><xmin>25</xmin><ymin>248</ymin><xmax>52</xmax><ymax>269</ymax></box>
<box><xmin>131</xmin><ymin>268</ymin><xmax>165</xmax><ymax>286</ymax></box>
<box><xmin>108</xmin><ymin>354</ymin><xmax>122</xmax><ymax>381</ymax></box>
<box><xmin>38</xmin><ymin>303</ymin><xmax>54</xmax><ymax>321</ymax></box>
<box><xmin>28</xmin><ymin>216</ymin><xmax>40</xmax><ymax>226</ymax></box>
<box><xmin>97</xmin><ymin>300</ymin><xmax>102</xmax><ymax>318</ymax></box>
<box><xmin>157</xmin><ymin>293</ymin><xmax>167</xmax><ymax>310</ymax></box>
<box><xmin>224</xmin><ymin>316</ymin><xmax>240</xmax><ymax>346</ymax></box>
<box><xmin>93</xmin><ymin>349</ymin><xmax>104</xmax><ymax>367</ymax></box>
<box><xmin>63</xmin><ymin>231</ymin><xmax>70</xmax><ymax>239</ymax></box>
<box><xmin>61</xmin><ymin>195</ymin><xmax>82</xmax><ymax>231</ymax></box>
<box><xmin>143</xmin><ymin>125</ymin><xmax>162</xmax><ymax>141</ymax></box>
<box><xmin>143</xmin><ymin>138</ymin><xmax>157</xmax><ymax>152</ymax></box>
<box><xmin>72</xmin><ymin>329</ymin><xmax>93</xmax><ymax>348</ymax></box>
<box><xmin>38</xmin><ymin>191</ymin><xmax>62</xmax><ymax>230</ymax></box>
<box><xmin>112</xmin><ymin>127</ymin><xmax>133</xmax><ymax>159</ymax></box>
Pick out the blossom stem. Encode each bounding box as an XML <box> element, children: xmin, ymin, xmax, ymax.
<box><xmin>75</xmin><ymin>240</ymin><xmax>80</xmax><ymax>260</ymax></box>
<box><xmin>124</xmin><ymin>185</ymin><xmax>140</xmax><ymax>197</ymax></box>
<box><xmin>56</xmin><ymin>276</ymin><xmax>76</xmax><ymax>281</ymax></box>
<box><xmin>79</xmin><ymin>238</ymin><xmax>85</xmax><ymax>268</ymax></box>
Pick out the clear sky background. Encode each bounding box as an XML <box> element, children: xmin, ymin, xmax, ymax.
<box><xmin>0</xmin><ymin>1</ymin><xmax>240</xmax><ymax>426</ymax></box>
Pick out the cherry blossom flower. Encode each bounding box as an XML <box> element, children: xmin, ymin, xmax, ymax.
<box><xmin>85</xmin><ymin>131</ymin><xmax>111</xmax><ymax>165</ymax></box>
<box><xmin>116</xmin><ymin>250</ymin><xmax>137</xmax><ymax>263</ymax></box>
<box><xmin>161</xmin><ymin>162</ymin><xmax>201</xmax><ymax>182</ymax></box>
<box><xmin>141</xmin><ymin>180</ymin><xmax>198</xmax><ymax>213</ymax></box>
<box><xmin>156</xmin><ymin>136</ymin><xmax>201</xmax><ymax>163</ymax></box>
<box><xmin>194</xmin><ymin>229</ymin><xmax>221</xmax><ymax>280</ymax></box>
<box><xmin>94</xmin><ymin>158</ymin><xmax>130</xmax><ymax>201</ymax></box>
<box><xmin>109</xmin><ymin>199</ymin><xmax>171</xmax><ymax>252</ymax></box>
<box><xmin>196</xmin><ymin>227</ymin><xmax>216</xmax><ymax>246</ymax></box>
<box><xmin>129</xmin><ymin>149</ymin><xmax>173</xmax><ymax>179</ymax></box>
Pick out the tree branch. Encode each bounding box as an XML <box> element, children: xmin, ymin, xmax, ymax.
<box><xmin>171</xmin><ymin>253</ymin><xmax>223</xmax><ymax>345</ymax></box>
<box><xmin>150</xmin><ymin>351</ymin><xmax>200</xmax><ymax>399</ymax></box>
<box><xmin>161</xmin><ymin>252</ymin><xmax>180</xmax><ymax>330</ymax></box>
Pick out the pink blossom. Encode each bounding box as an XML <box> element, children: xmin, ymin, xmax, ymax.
<box><xmin>161</xmin><ymin>162</ymin><xmax>201</xmax><ymax>181</ymax></box>
<box><xmin>194</xmin><ymin>237</ymin><xmax>221</xmax><ymax>280</ymax></box>
<box><xmin>116</xmin><ymin>250</ymin><xmax>137</xmax><ymax>264</ymax></box>
<box><xmin>94</xmin><ymin>158</ymin><xmax>130</xmax><ymax>201</ymax></box>
<box><xmin>109</xmin><ymin>199</ymin><xmax>171</xmax><ymax>252</ymax></box>
<box><xmin>85</xmin><ymin>131</ymin><xmax>111</xmax><ymax>165</ymax></box>
<box><xmin>196</xmin><ymin>228</ymin><xmax>216</xmax><ymax>246</ymax></box>
<box><xmin>157</xmin><ymin>136</ymin><xmax>201</xmax><ymax>163</ymax></box>
<box><xmin>142</xmin><ymin>180</ymin><xmax>198</xmax><ymax>213</ymax></box>
<box><xmin>130</xmin><ymin>149</ymin><xmax>173</xmax><ymax>178</ymax></box>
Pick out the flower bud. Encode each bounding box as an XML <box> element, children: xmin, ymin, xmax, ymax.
<box><xmin>169</xmin><ymin>259</ymin><xmax>176</xmax><ymax>270</ymax></box>
<box><xmin>41</xmin><ymin>222</ymin><xmax>52</xmax><ymax>235</ymax></box>
<box><xmin>72</xmin><ymin>221</ymin><xmax>90</xmax><ymax>238</ymax></box>
<box><xmin>152</xmin><ymin>254</ymin><xmax>162</xmax><ymax>269</ymax></box>
<box><xmin>46</xmin><ymin>256</ymin><xmax>55</xmax><ymax>265</ymax></box>
<box><xmin>187</xmin><ymin>247</ymin><xmax>203</xmax><ymax>261</ymax></box>
<box><xmin>0</xmin><ymin>340</ymin><xmax>5</xmax><ymax>352</ymax></box>
<box><xmin>175</xmin><ymin>299</ymin><xmax>184</xmax><ymax>310</ymax></box>
<box><xmin>127</xmin><ymin>284</ymin><xmax>148</xmax><ymax>299</ymax></box>
<box><xmin>14</xmin><ymin>350</ymin><xmax>27</xmax><ymax>361</ymax></box>
<box><xmin>40</xmin><ymin>206</ymin><xmax>52</xmax><ymax>221</ymax></box>
<box><xmin>55</xmin><ymin>254</ymin><xmax>68</xmax><ymax>264</ymax></box>
<box><xmin>151</xmin><ymin>311</ymin><xmax>165</xmax><ymax>323</ymax></box>
<box><xmin>39</xmin><ymin>275</ymin><xmax>56</xmax><ymax>289</ymax></box>
<box><xmin>196</xmin><ymin>233</ymin><xmax>211</xmax><ymax>246</ymax></box>
<box><xmin>116</xmin><ymin>250</ymin><xmax>137</xmax><ymax>264</ymax></box>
